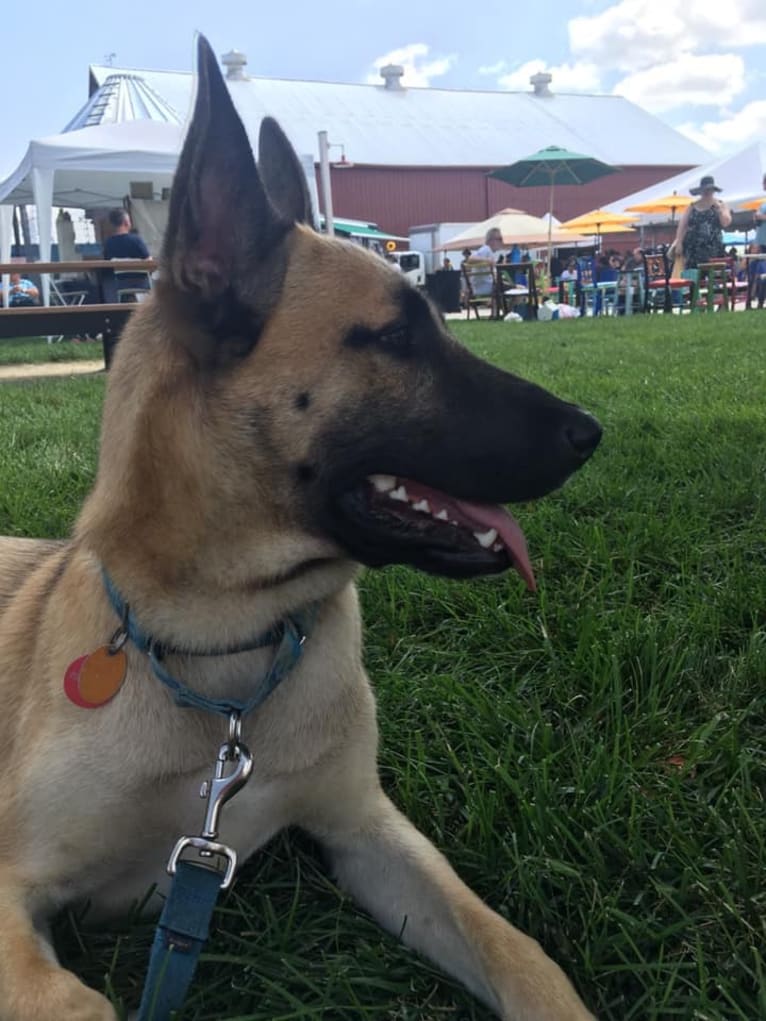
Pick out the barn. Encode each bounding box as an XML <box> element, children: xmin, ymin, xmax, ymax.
<box><xmin>85</xmin><ymin>52</ymin><xmax>708</xmax><ymax>238</ymax></box>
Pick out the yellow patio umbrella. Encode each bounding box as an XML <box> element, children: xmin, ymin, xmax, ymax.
<box><xmin>560</xmin><ymin>212</ymin><xmax>637</xmax><ymax>247</ymax></box>
<box><xmin>562</xmin><ymin>222</ymin><xmax>636</xmax><ymax>236</ymax></box>
<box><xmin>560</xmin><ymin>209</ymin><xmax>639</xmax><ymax>233</ymax></box>
<box><xmin>625</xmin><ymin>192</ymin><xmax>693</xmax><ymax>223</ymax></box>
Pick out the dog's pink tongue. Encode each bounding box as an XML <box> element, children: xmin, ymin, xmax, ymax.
<box><xmin>453</xmin><ymin>498</ymin><xmax>536</xmax><ymax>591</ymax></box>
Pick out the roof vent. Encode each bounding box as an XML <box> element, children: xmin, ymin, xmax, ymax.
<box><xmin>380</xmin><ymin>64</ymin><xmax>405</xmax><ymax>90</ymax></box>
<box><xmin>221</xmin><ymin>49</ymin><xmax>248</xmax><ymax>81</ymax></box>
<box><xmin>530</xmin><ymin>71</ymin><xmax>553</xmax><ymax>97</ymax></box>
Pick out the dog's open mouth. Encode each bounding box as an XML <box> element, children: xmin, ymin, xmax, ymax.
<box><xmin>335</xmin><ymin>473</ymin><xmax>536</xmax><ymax>587</ymax></box>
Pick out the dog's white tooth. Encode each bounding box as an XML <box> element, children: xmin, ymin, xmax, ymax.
<box><xmin>370</xmin><ymin>474</ymin><xmax>397</xmax><ymax>493</ymax></box>
<box><xmin>492</xmin><ymin>541</ymin><xmax>503</xmax><ymax>552</ymax></box>
<box><xmin>435</xmin><ymin>509</ymin><xmax>449</xmax><ymax>520</ymax></box>
<box><xmin>412</xmin><ymin>499</ymin><xmax>431</xmax><ymax>513</ymax></box>
<box><xmin>389</xmin><ymin>485</ymin><xmax>409</xmax><ymax>502</ymax></box>
<box><xmin>473</xmin><ymin>528</ymin><xmax>498</xmax><ymax>549</ymax></box>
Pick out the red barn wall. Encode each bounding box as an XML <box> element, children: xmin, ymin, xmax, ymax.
<box><xmin>320</xmin><ymin>165</ymin><xmax>692</xmax><ymax>238</ymax></box>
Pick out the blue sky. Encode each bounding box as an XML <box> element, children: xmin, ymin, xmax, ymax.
<box><xmin>2</xmin><ymin>0</ymin><xmax>765</xmax><ymax>178</ymax></box>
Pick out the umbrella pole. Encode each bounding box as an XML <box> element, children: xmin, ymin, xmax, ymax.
<box><xmin>547</xmin><ymin>176</ymin><xmax>554</xmax><ymax>280</ymax></box>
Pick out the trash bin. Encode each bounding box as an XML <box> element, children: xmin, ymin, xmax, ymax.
<box><xmin>426</xmin><ymin>270</ymin><xmax>461</xmax><ymax>313</ymax></box>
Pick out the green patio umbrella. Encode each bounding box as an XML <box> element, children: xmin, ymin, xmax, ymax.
<box><xmin>489</xmin><ymin>145</ymin><xmax>617</xmax><ymax>275</ymax></box>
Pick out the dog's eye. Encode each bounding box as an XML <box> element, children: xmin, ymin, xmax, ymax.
<box><xmin>378</xmin><ymin>325</ymin><xmax>411</xmax><ymax>353</ymax></box>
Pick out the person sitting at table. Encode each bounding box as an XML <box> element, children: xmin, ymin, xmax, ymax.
<box><xmin>0</xmin><ymin>272</ymin><xmax>39</xmax><ymax>307</ymax></box>
<box><xmin>103</xmin><ymin>208</ymin><xmax>151</xmax><ymax>300</ymax></box>
<box><xmin>103</xmin><ymin>208</ymin><xmax>150</xmax><ymax>260</ymax></box>
<box><xmin>468</xmin><ymin>228</ymin><xmax>503</xmax><ymax>291</ymax></box>
<box><xmin>559</xmin><ymin>258</ymin><xmax>578</xmax><ymax>282</ymax></box>
<box><xmin>597</xmin><ymin>253</ymin><xmax>620</xmax><ymax>282</ymax></box>
<box><xmin>622</xmin><ymin>247</ymin><xmax>644</xmax><ymax>272</ymax></box>
<box><xmin>506</xmin><ymin>243</ymin><xmax>522</xmax><ymax>265</ymax></box>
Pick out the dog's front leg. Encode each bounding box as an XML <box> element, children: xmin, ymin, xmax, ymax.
<box><xmin>0</xmin><ymin>877</ymin><xmax>116</xmax><ymax>1021</ymax></box>
<box><xmin>308</xmin><ymin>790</ymin><xmax>594</xmax><ymax>1021</ymax></box>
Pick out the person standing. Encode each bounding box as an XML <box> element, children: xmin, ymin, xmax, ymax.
<box><xmin>750</xmin><ymin>175</ymin><xmax>766</xmax><ymax>307</ymax></box>
<box><xmin>670</xmin><ymin>175</ymin><xmax>731</xmax><ymax>269</ymax></box>
<box><xmin>753</xmin><ymin>174</ymin><xmax>766</xmax><ymax>250</ymax></box>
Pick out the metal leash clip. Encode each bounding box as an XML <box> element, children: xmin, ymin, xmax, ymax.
<box><xmin>166</xmin><ymin>713</ymin><xmax>253</xmax><ymax>890</ymax></box>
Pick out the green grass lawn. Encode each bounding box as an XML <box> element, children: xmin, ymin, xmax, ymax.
<box><xmin>0</xmin><ymin>335</ymin><xmax>103</xmax><ymax>364</ymax></box>
<box><xmin>1</xmin><ymin>314</ymin><xmax>765</xmax><ymax>1020</ymax></box>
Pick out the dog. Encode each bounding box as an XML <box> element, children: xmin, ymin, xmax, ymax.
<box><xmin>0</xmin><ymin>37</ymin><xmax>601</xmax><ymax>1021</ymax></box>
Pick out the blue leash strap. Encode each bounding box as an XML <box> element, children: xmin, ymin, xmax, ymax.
<box><xmin>136</xmin><ymin>861</ymin><xmax>223</xmax><ymax>1021</ymax></box>
<box><xmin>96</xmin><ymin>571</ymin><xmax>319</xmax><ymax>1018</ymax></box>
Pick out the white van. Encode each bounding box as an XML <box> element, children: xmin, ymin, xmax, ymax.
<box><xmin>391</xmin><ymin>251</ymin><xmax>425</xmax><ymax>288</ymax></box>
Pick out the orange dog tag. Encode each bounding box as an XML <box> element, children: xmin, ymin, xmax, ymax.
<box><xmin>64</xmin><ymin>647</ymin><xmax>127</xmax><ymax>708</ymax></box>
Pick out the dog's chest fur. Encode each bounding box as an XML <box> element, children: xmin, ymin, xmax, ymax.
<box><xmin>1</xmin><ymin>544</ymin><xmax>374</xmax><ymax>918</ymax></box>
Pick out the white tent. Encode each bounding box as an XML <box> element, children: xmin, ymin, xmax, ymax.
<box><xmin>606</xmin><ymin>142</ymin><xmax>766</xmax><ymax>220</ymax></box>
<box><xmin>0</xmin><ymin>120</ymin><xmax>183</xmax><ymax>302</ymax></box>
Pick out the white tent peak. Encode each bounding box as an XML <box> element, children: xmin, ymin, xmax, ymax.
<box><xmin>438</xmin><ymin>209</ymin><xmax>586</xmax><ymax>250</ymax></box>
<box><xmin>607</xmin><ymin>142</ymin><xmax>766</xmax><ymax>218</ymax></box>
<box><xmin>64</xmin><ymin>74</ymin><xmax>182</xmax><ymax>132</ymax></box>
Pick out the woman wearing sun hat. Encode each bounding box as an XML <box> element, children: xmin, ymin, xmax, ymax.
<box><xmin>669</xmin><ymin>175</ymin><xmax>732</xmax><ymax>269</ymax></box>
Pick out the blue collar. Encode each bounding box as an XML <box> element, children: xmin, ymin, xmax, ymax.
<box><xmin>102</xmin><ymin>570</ymin><xmax>318</xmax><ymax>718</ymax></box>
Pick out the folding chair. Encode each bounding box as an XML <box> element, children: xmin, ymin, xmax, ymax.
<box><xmin>642</xmin><ymin>248</ymin><xmax>694</xmax><ymax>313</ymax></box>
<box><xmin>697</xmin><ymin>262</ymin><xmax>730</xmax><ymax>312</ymax></box>
<box><xmin>461</xmin><ymin>261</ymin><xmax>496</xmax><ymax>319</ymax></box>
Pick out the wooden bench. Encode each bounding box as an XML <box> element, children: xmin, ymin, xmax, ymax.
<box><xmin>0</xmin><ymin>259</ymin><xmax>156</xmax><ymax>368</ymax></box>
<box><xmin>0</xmin><ymin>304</ymin><xmax>135</xmax><ymax>368</ymax></box>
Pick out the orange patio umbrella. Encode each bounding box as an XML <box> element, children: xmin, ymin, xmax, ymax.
<box><xmin>738</xmin><ymin>196</ymin><xmax>766</xmax><ymax>211</ymax></box>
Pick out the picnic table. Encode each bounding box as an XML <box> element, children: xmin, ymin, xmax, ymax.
<box><xmin>0</xmin><ymin>259</ymin><xmax>156</xmax><ymax>367</ymax></box>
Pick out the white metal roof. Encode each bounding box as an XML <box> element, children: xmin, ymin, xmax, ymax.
<box><xmin>65</xmin><ymin>74</ymin><xmax>182</xmax><ymax>132</ymax></box>
<box><xmin>90</xmin><ymin>64</ymin><xmax>707</xmax><ymax>170</ymax></box>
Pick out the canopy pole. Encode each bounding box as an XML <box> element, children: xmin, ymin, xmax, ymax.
<box><xmin>31</xmin><ymin>167</ymin><xmax>54</xmax><ymax>306</ymax></box>
<box><xmin>0</xmin><ymin>205</ymin><xmax>12</xmax><ymax>312</ymax></box>
<box><xmin>317</xmin><ymin>131</ymin><xmax>334</xmax><ymax>236</ymax></box>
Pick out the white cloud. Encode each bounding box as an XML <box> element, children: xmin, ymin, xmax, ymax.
<box><xmin>614</xmin><ymin>53</ymin><xmax>746</xmax><ymax>113</ymax></box>
<box><xmin>478</xmin><ymin>60</ymin><xmax>507</xmax><ymax>76</ymax></box>
<box><xmin>365</xmin><ymin>43</ymin><xmax>455</xmax><ymax>87</ymax></box>
<box><xmin>677</xmin><ymin>99</ymin><xmax>766</xmax><ymax>152</ymax></box>
<box><xmin>495</xmin><ymin>58</ymin><xmax>602</xmax><ymax>93</ymax></box>
<box><xmin>570</xmin><ymin>0</ymin><xmax>766</xmax><ymax>73</ymax></box>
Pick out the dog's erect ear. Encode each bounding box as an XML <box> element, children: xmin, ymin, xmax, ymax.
<box><xmin>258</xmin><ymin>117</ymin><xmax>313</xmax><ymax>226</ymax></box>
<box><xmin>162</xmin><ymin>35</ymin><xmax>289</xmax><ymax>301</ymax></box>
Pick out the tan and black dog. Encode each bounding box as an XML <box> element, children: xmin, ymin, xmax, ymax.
<box><xmin>0</xmin><ymin>37</ymin><xmax>601</xmax><ymax>1021</ymax></box>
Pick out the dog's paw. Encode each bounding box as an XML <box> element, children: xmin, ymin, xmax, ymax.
<box><xmin>505</xmin><ymin>968</ymin><xmax>596</xmax><ymax>1021</ymax></box>
<box><xmin>1</xmin><ymin>968</ymin><xmax>117</xmax><ymax>1021</ymax></box>
<box><xmin>497</xmin><ymin>938</ymin><xmax>595</xmax><ymax>1021</ymax></box>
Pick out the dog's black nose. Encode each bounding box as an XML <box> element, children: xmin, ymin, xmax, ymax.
<box><xmin>563</xmin><ymin>409</ymin><xmax>602</xmax><ymax>461</ymax></box>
